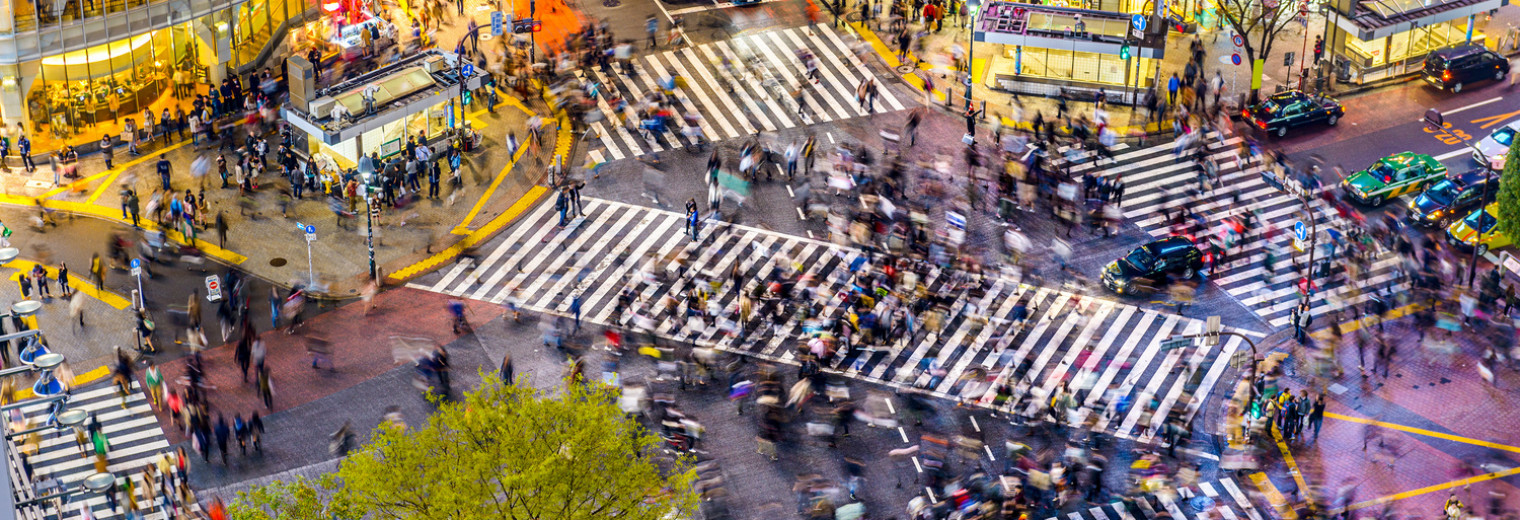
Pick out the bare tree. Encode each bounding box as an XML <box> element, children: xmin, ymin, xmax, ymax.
<box><xmin>1217</xmin><ymin>0</ymin><xmax>1299</xmax><ymax>102</ymax></box>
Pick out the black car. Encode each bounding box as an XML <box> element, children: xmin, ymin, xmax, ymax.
<box><xmin>1101</xmin><ymin>236</ymin><xmax>1204</xmax><ymax>295</ymax></box>
<box><xmin>1408</xmin><ymin>169</ymin><xmax>1496</xmax><ymax>227</ymax></box>
<box><xmin>1244</xmin><ymin>90</ymin><xmax>1345</xmax><ymax>138</ymax></box>
<box><xmin>1423</xmin><ymin>44</ymin><xmax>1511</xmax><ymax>93</ymax></box>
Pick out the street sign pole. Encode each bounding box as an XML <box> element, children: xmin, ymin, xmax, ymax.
<box><xmin>130</xmin><ymin>258</ymin><xmax>143</xmax><ymax>311</ymax></box>
<box><xmin>298</xmin><ymin>223</ymin><xmax>317</xmax><ymax>289</ymax></box>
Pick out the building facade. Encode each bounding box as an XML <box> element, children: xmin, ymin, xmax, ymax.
<box><xmin>977</xmin><ymin>1</ymin><xmax>1169</xmax><ymax>104</ymax></box>
<box><xmin>1324</xmin><ymin>0</ymin><xmax>1511</xmax><ymax>83</ymax></box>
<box><xmin>0</xmin><ymin>0</ymin><xmax>315</xmax><ymax>150</ymax></box>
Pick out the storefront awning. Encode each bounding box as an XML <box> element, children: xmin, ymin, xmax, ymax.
<box><xmin>1334</xmin><ymin>0</ymin><xmax>1506</xmax><ymax>39</ymax></box>
<box><xmin>976</xmin><ymin>1</ymin><xmax>1166</xmax><ymax>58</ymax></box>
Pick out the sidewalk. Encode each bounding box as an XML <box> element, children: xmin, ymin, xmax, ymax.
<box><xmin>0</xmin><ymin>93</ymin><xmax>555</xmax><ymax>298</ymax></box>
<box><xmin>146</xmin><ymin>287</ymin><xmax>502</xmax><ymax>445</ymax></box>
<box><xmin>848</xmin><ymin>3</ymin><xmax>1520</xmax><ymax>138</ymax></box>
<box><xmin>1260</xmin><ymin>315</ymin><xmax>1520</xmax><ymax>518</ymax></box>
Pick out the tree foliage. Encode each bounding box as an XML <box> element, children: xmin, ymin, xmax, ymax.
<box><xmin>228</xmin><ymin>377</ymin><xmax>699</xmax><ymax>520</ymax></box>
<box><xmin>1494</xmin><ymin>144</ymin><xmax>1520</xmax><ymax>242</ymax></box>
<box><xmin>1215</xmin><ymin>0</ymin><xmax>1299</xmax><ymax>100</ymax></box>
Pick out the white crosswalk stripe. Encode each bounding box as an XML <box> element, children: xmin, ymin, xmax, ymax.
<box><xmin>1067</xmin><ymin>132</ymin><xmax>1408</xmax><ymax>327</ymax></box>
<box><xmin>13</xmin><ymin>381</ymin><xmax>177</xmax><ymax>520</ymax></box>
<box><xmin>1044</xmin><ymin>478</ymin><xmax>1267</xmax><ymax>520</ymax></box>
<box><xmin>581</xmin><ymin>25</ymin><xmax>905</xmax><ymax>161</ymax></box>
<box><xmin>411</xmin><ymin>197</ymin><xmax>1249</xmax><ymax>446</ymax></box>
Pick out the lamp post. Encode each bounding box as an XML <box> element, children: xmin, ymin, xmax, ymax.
<box><xmin>963</xmin><ymin>0</ymin><xmax>981</xmax><ymax>141</ymax></box>
<box><xmin>1425</xmin><ymin>108</ymin><xmax>1498</xmax><ymax>287</ymax></box>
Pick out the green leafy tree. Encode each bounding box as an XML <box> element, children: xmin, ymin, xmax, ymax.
<box><xmin>1494</xmin><ymin>144</ymin><xmax>1520</xmax><ymax>242</ymax></box>
<box><xmin>229</xmin><ymin>377</ymin><xmax>699</xmax><ymax>520</ymax></box>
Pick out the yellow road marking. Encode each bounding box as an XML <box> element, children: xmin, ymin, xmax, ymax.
<box><xmin>1336</xmin><ymin>466</ymin><xmax>1520</xmax><ymax>514</ymax></box>
<box><xmin>52</xmin><ymin>141</ymin><xmax>191</xmax><ymax>202</ymax></box>
<box><xmin>388</xmin><ymin>185</ymin><xmax>550</xmax><ymax>281</ymax></box>
<box><xmin>1249</xmin><ymin>472</ymin><xmax>1298</xmax><ymax>520</ymax></box>
<box><xmin>1270</xmin><ymin>422</ymin><xmax>1312</xmax><ymax>512</ymax></box>
<box><xmin>454</xmin><ymin>136</ymin><xmax>534</xmax><ymax>234</ymax></box>
<box><xmin>13</xmin><ymin>366</ymin><xmax>111</xmax><ymax>401</ymax></box>
<box><xmin>1</xmin><ymin>258</ymin><xmax>131</xmax><ymax>309</ymax></box>
<box><xmin>1326</xmin><ymin>412</ymin><xmax>1520</xmax><ymax>453</ymax></box>
<box><xmin>1309</xmin><ymin>303</ymin><xmax>1422</xmax><ymax>340</ymax></box>
<box><xmin>44</xmin><ymin>169</ymin><xmax>116</xmax><ymax>201</ymax></box>
<box><xmin>1474</xmin><ymin>109</ymin><xmax>1520</xmax><ymax>130</ymax></box>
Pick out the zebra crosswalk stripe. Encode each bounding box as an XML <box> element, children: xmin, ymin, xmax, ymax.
<box><xmin>413</xmin><ymin>197</ymin><xmax>1248</xmax><ymax>444</ymax></box>
<box><xmin>16</xmin><ymin>381</ymin><xmax>174</xmax><ymax>520</ymax></box>
<box><xmin>1079</xmin><ymin>132</ymin><xmax>1406</xmax><ymax>326</ymax></box>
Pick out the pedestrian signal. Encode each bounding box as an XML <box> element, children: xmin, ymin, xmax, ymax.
<box><xmin>1119</xmin><ymin>44</ymin><xmax>1131</xmax><ymax>60</ymax></box>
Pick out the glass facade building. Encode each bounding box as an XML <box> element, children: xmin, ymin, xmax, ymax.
<box><xmin>0</xmin><ymin>0</ymin><xmax>316</xmax><ymax>150</ymax></box>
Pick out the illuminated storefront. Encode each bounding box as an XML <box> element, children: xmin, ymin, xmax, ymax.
<box><xmin>0</xmin><ymin>0</ymin><xmax>318</xmax><ymax>150</ymax></box>
<box><xmin>284</xmin><ymin>51</ymin><xmax>482</xmax><ymax>178</ymax></box>
<box><xmin>977</xmin><ymin>1</ymin><xmax>1167</xmax><ymax>103</ymax></box>
<box><xmin>1325</xmin><ymin>0</ymin><xmax>1505</xmax><ymax>83</ymax></box>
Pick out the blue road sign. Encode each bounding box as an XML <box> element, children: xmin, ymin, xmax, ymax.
<box><xmin>1131</xmin><ymin>14</ymin><xmax>1147</xmax><ymax>31</ymax></box>
<box><xmin>1293</xmin><ymin>221</ymin><xmax>1307</xmax><ymax>241</ymax></box>
<box><xmin>462</xmin><ymin>62</ymin><xmax>475</xmax><ymax>77</ymax></box>
<box><xmin>305</xmin><ymin>224</ymin><xmax>316</xmax><ymax>234</ymax></box>
<box><xmin>491</xmin><ymin>11</ymin><xmax>504</xmax><ymax>36</ymax></box>
<box><xmin>130</xmin><ymin>258</ymin><xmax>140</xmax><ymax>268</ymax></box>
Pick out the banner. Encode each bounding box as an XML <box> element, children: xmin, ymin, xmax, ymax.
<box><xmin>1251</xmin><ymin>59</ymin><xmax>1264</xmax><ymax>90</ymax></box>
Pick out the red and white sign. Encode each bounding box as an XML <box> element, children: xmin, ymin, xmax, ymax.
<box><xmin>206</xmin><ymin>275</ymin><xmax>222</xmax><ymax>302</ymax></box>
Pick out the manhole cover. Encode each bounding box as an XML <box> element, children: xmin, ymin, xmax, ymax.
<box><xmin>896</xmin><ymin>64</ymin><xmax>916</xmax><ymax>74</ymax></box>
<box><xmin>270</xmin><ymin>258</ymin><xmax>288</xmax><ymax>267</ymax></box>
<box><xmin>603</xmin><ymin>0</ymin><xmax>620</xmax><ymax>6</ymax></box>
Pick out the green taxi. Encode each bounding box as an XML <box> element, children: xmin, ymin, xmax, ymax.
<box><xmin>1342</xmin><ymin>152</ymin><xmax>1449</xmax><ymax>207</ymax></box>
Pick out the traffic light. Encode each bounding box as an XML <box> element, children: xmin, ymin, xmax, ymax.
<box><xmin>1119</xmin><ymin>43</ymin><xmax>1131</xmax><ymax>60</ymax></box>
<box><xmin>463</xmin><ymin>90</ymin><xmax>472</xmax><ymax>105</ymax></box>
<box><xmin>512</xmin><ymin>19</ymin><xmax>542</xmax><ymax>33</ymax></box>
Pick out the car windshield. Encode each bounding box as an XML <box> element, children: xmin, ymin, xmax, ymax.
<box><xmin>1367</xmin><ymin>162</ymin><xmax>1397</xmax><ymax>181</ymax></box>
<box><xmin>1423</xmin><ymin>179</ymin><xmax>1459</xmax><ymax>205</ymax></box>
<box><xmin>1123</xmin><ymin>248</ymin><xmax>1155</xmax><ymax>270</ymax></box>
<box><xmin>1467</xmin><ymin>210</ymin><xmax>1498</xmax><ymax>234</ymax></box>
<box><xmin>1493</xmin><ymin>128</ymin><xmax>1516</xmax><ymax>147</ymax></box>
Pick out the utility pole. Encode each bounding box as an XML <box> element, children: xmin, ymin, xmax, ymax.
<box><xmin>963</xmin><ymin>0</ymin><xmax>981</xmax><ymax>141</ymax></box>
<box><xmin>366</xmin><ymin>194</ymin><xmax>379</xmax><ymax>283</ymax></box>
<box><xmin>1426</xmin><ymin>108</ymin><xmax>1496</xmax><ymax>287</ymax></box>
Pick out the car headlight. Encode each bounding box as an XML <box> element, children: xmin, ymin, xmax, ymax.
<box><xmin>1430</xmin><ymin>209</ymin><xmax>1445</xmax><ymax>219</ymax></box>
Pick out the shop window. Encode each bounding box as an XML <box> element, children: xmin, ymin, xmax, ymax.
<box><xmin>27</xmin><ymin>29</ymin><xmax>178</xmax><ymax>144</ymax></box>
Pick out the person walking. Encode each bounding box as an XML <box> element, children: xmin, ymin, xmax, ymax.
<box><xmin>215</xmin><ymin>211</ymin><xmax>228</xmax><ymax>249</ymax></box>
<box><xmin>18</xmin><ymin>134</ymin><xmax>33</xmax><ymax>173</ymax></box>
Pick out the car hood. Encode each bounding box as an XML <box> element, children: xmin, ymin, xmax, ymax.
<box><xmin>1105</xmin><ymin>260</ymin><xmax>1144</xmax><ymax>279</ymax></box>
<box><xmin>1411</xmin><ymin>194</ymin><xmax>1447</xmax><ymax>214</ymax></box>
<box><xmin>1345</xmin><ymin>172</ymin><xmax>1385</xmax><ymax>193</ymax></box>
<box><xmin>1476</xmin><ymin>139</ymin><xmax>1510</xmax><ymax>166</ymax></box>
<box><xmin>1449</xmin><ymin>220</ymin><xmax>1479</xmax><ymax>244</ymax></box>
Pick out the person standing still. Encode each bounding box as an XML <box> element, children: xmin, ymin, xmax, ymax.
<box><xmin>685</xmin><ymin>198</ymin><xmax>700</xmax><ymax>240</ymax></box>
<box><xmin>101</xmin><ymin>135</ymin><xmax>114</xmax><ymax>170</ymax></box>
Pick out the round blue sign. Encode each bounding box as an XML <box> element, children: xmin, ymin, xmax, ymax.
<box><xmin>130</xmin><ymin>258</ymin><xmax>140</xmax><ymax>268</ymax></box>
<box><xmin>1231</xmin><ymin>53</ymin><xmax>1242</xmax><ymax>65</ymax></box>
<box><xmin>306</xmin><ymin>224</ymin><xmax>316</xmax><ymax>233</ymax></box>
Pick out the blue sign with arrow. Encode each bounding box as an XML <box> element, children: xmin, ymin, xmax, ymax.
<box><xmin>1131</xmin><ymin>14</ymin><xmax>1147</xmax><ymax>31</ymax></box>
<box><xmin>1293</xmin><ymin>221</ymin><xmax>1307</xmax><ymax>241</ymax></box>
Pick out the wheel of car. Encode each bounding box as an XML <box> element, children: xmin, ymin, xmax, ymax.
<box><xmin>1370</xmin><ymin>195</ymin><xmax>1384</xmax><ymax>206</ymax></box>
<box><xmin>1276</xmin><ymin>126</ymin><xmax>1287</xmax><ymax>138</ymax></box>
<box><xmin>1182</xmin><ymin>266</ymin><xmax>1196</xmax><ymax>279</ymax></box>
<box><xmin>1327</xmin><ymin>114</ymin><xmax>1339</xmax><ymax>126</ymax></box>
<box><xmin>1478</xmin><ymin>244</ymin><xmax>1489</xmax><ymax>256</ymax></box>
<box><xmin>1453</xmin><ymin>82</ymin><xmax>1464</xmax><ymax>93</ymax></box>
<box><xmin>1498</xmin><ymin>70</ymin><xmax>1507</xmax><ymax>82</ymax></box>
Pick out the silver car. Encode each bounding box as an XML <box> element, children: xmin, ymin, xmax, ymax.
<box><xmin>1475</xmin><ymin>118</ymin><xmax>1519</xmax><ymax>170</ymax></box>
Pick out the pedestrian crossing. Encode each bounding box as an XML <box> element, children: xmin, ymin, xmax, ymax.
<box><xmin>1047</xmin><ymin>477</ymin><xmax>1265</xmax><ymax>520</ymax></box>
<box><xmin>1064</xmin><ymin>132</ymin><xmax>1407</xmax><ymax>328</ymax></box>
<box><xmin>578</xmin><ymin>24</ymin><xmax>907</xmax><ymax>164</ymax></box>
<box><xmin>411</xmin><ymin>196</ymin><xmax>1258</xmax><ymax>445</ymax></box>
<box><xmin>9</xmin><ymin>380</ymin><xmax>175</xmax><ymax>520</ymax></box>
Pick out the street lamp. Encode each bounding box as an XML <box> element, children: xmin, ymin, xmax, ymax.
<box><xmin>1424</xmin><ymin>108</ymin><xmax>1499</xmax><ymax>287</ymax></box>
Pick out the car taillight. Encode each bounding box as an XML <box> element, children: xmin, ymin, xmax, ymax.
<box><xmin>1257</xmin><ymin>119</ymin><xmax>1267</xmax><ymax>129</ymax></box>
<box><xmin>1242</xmin><ymin>109</ymin><xmax>1250</xmax><ymax>119</ymax></box>
<box><xmin>1443</xmin><ymin>70</ymin><xmax>1452</xmax><ymax>81</ymax></box>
